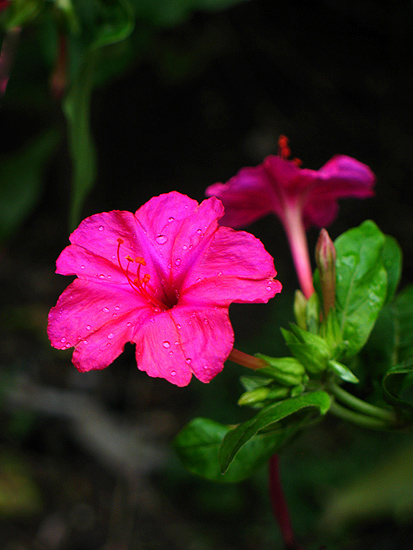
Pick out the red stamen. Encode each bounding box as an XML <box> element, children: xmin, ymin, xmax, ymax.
<box><xmin>278</xmin><ymin>135</ymin><xmax>291</xmax><ymax>160</ymax></box>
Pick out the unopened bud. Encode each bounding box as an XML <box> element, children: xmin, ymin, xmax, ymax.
<box><xmin>255</xmin><ymin>355</ymin><xmax>307</xmax><ymax>386</ymax></box>
<box><xmin>238</xmin><ymin>386</ymin><xmax>290</xmax><ymax>406</ymax></box>
<box><xmin>315</xmin><ymin>228</ymin><xmax>336</xmax><ymax>316</ymax></box>
<box><xmin>294</xmin><ymin>290</ymin><xmax>307</xmax><ymax>330</ymax></box>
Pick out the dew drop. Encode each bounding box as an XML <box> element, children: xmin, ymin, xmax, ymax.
<box><xmin>203</xmin><ymin>319</ymin><xmax>208</xmax><ymax>324</ymax></box>
<box><xmin>185</xmin><ymin>358</ymin><xmax>192</xmax><ymax>364</ymax></box>
<box><xmin>115</xmin><ymin>305</ymin><xmax>120</xmax><ymax>311</ymax></box>
<box><xmin>112</xmin><ymin>313</ymin><xmax>117</xmax><ymax>318</ymax></box>
<box><xmin>175</xmin><ymin>258</ymin><xmax>181</xmax><ymax>266</ymax></box>
<box><xmin>167</xmin><ymin>263</ymin><xmax>172</xmax><ymax>269</ymax></box>
<box><xmin>266</xmin><ymin>285</ymin><xmax>272</xmax><ymax>291</ymax></box>
<box><xmin>60</xmin><ymin>337</ymin><xmax>66</xmax><ymax>343</ymax></box>
<box><xmin>86</xmin><ymin>325</ymin><xmax>91</xmax><ymax>331</ymax></box>
<box><xmin>83</xmin><ymin>340</ymin><xmax>88</xmax><ymax>345</ymax></box>
<box><xmin>156</xmin><ymin>234</ymin><xmax>168</xmax><ymax>245</ymax></box>
<box><xmin>170</xmin><ymin>370</ymin><xmax>177</xmax><ymax>377</ymax></box>
<box><xmin>174</xmin><ymin>341</ymin><xmax>179</xmax><ymax>346</ymax></box>
<box><xmin>196</xmin><ymin>229</ymin><xmax>203</xmax><ymax>235</ymax></box>
<box><xmin>102</xmin><ymin>307</ymin><xmax>110</xmax><ymax>313</ymax></box>
<box><xmin>169</xmin><ymin>351</ymin><xmax>174</xmax><ymax>356</ymax></box>
<box><xmin>107</xmin><ymin>275</ymin><xmax>112</xmax><ymax>280</ymax></box>
<box><xmin>107</xmin><ymin>333</ymin><xmax>114</xmax><ymax>339</ymax></box>
<box><xmin>182</xmin><ymin>245</ymin><xmax>188</xmax><ymax>250</ymax></box>
<box><xmin>176</xmin><ymin>324</ymin><xmax>181</xmax><ymax>330</ymax></box>
<box><xmin>99</xmin><ymin>274</ymin><xmax>105</xmax><ymax>279</ymax></box>
<box><xmin>162</xmin><ymin>341</ymin><xmax>171</xmax><ymax>348</ymax></box>
<box><xmin>126</xmin><ymin>322</ymin><xmax>132</xmax><ymax>327</ymax></box>
<box><xmin>149</xmin><ymin>317</ymin><xmax>155</xmax><ymax>323</ymax></box>
<box><xmin>189</xmin><ymin>244</ymin><xmax>193</xmax><ymax>250</ymax></box>
<box><xmin>80</xmin><ymin>265</ymin><xmax>85</xmax><ymax>270</ymax></box>
<box><xmin>98</xmin><ymin>225</ymin><xmax>104</xmax><ymax>231</ymax></box>
<box><xmin>168</xmin><ymin>216</ymin><xmax>174</xmax><ymax>223</ymax></box>
<box><xmin>218</xmin><ymin>271</ymin><xmax>222</xmax><ymax>276</ymax></box>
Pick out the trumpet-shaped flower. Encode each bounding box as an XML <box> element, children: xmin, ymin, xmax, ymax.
<box><xmin>206</xmin><ymin>137</ymin><xmax>375</xmax><ymax>298</ymax></box>
<box><xmin>48</xmin><ymin>192</ymin><xmax>281</xmax><ymax>387</ymax></box>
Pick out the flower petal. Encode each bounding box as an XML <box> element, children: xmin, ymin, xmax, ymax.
<box><xmin>134</xmin><ymin>306</ymin><xmax>234</xmax><ymax>387</ymax></box>
<box><xmin>206</xmin><ymin>165</ymin><xmax>274</xmax><ymax>228</ymax></box>
<box><xmin>47</xmin><ymin>278</ymin><xmax>150</xmax><ymax>371</ymax></box>
<box><xmin>181</xmin><ymin>226</ymin><xmax>281</xmax><ymax>306</ymax></box>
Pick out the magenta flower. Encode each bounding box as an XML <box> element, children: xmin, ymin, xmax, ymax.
<box><xmin>206</xmin><ymin>137</ymin><xmax>375</xmax><ymax>298</ymax></box>
<box><xmin>48</xmin><ymin>192</ymin><xmax>281</xmax><ymax>387</ymax></box>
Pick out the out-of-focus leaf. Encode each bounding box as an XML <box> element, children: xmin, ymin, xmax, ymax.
<box><xmin>220</xmin><ymin>391</ymin><xmax>331</xmax><ymax>474</ymax></box>
<box><xmin>321</xmin><ymin>441</ymin><xmax>413</xmax><ymax>532</ymax></box>
<box><xmin>130</xmin><ymin>0</ymin><xmax>251</xmax><ymax>27</ymax></box>
<box><xmin>63</xmin><ymin>52</ymin><xmax>97</xmax><ymax>230</ymax></box>
<box><xmin>334</xmin><ymin>221</ymin><xmax>388</xmax><ymax>358</ymax></box>
<box><xmin>0</xmin><ymin>129</ymin><xmax>59</xmax><ymax>242</ymax></box>
<box><xmin>0</xmin><ymin>451</ymin><xmax>42</xmax><ymax>517</ymax></box>
<box><xmin>383</xmin><ymin>360</ymin><xmax>413</xmax><ymax>411</ymax></box>
<box><xmin>72</xmin><ymin>0</ymin><xmax>135</xmax><ymax>50</ymax></box>
<box><xmin>0</xmin><ymin>0</ymin><xmax>45</xmax><ymax>29</ymax></box>
<box><xmin>173</xmin><ymin>417</ymin><xmax>295</xmax><ymax>483</ymax></box>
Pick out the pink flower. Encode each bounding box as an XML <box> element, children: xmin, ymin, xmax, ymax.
<box><xmin>205</xmin><ymin>138</ymin><xmax>375</xmax><ymax>231</ymax></box>
<box><xmin>206</xmin><ymin>137</ymin><xmax>375</xmax><ymax>298</ymax></box>
<box><xmin>48</xmin><ymin>192</ymin><xmax>281</xmax><ymax>387</ymax></box>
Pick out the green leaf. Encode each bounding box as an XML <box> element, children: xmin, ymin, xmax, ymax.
<box><xmin>381</xmin><ymin>235</ymin><xmax>402</xmax><ymax>304</ymax></box>
<box><xmin>334</xmin><ymin>220</ymin><xmax>388</xmax><ymax>358</ymax></box>
<box><xmin>0</xmin><ymin>130</ymin><xmax>60</xmax><ymax>242</ymax></box>
<box><xmin>173</xmin><ymin>417</ymin><xmax>292</xmax><ymax>483</ymax></box>
<box><xmin>63</xmin><ymin>52</ymin><xmax>97</xmax><ymax>230</ymax></box>
<box><xmin>383</xmin><ymin>359</ymin><xmax>413</xmax><ymax>410</ymax></box>
<box><xmin>220</xmin><ymin>391</ymin><xmax>331</xmax><ymax>474</ymax></box>
<box><xmin>327</xmin><ymin>360</ymin><xmax>359</xmax><ymax>384</ymax></box>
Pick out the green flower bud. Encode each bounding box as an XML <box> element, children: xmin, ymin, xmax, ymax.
<box><xmin>238</xmin><ymin>386</ymin><xmax>290</xmax><ymax>406</ymax></box>
<box><xmin>315</xmin><ymin>228</ymin><xmax>336</xmax><ymax>317</ymax></box>
<box><xmin>255</xmin><ymin>355</ymin><xmax>307</xmax><ymax>386</ymax></box>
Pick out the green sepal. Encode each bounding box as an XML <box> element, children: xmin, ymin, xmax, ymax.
<box><xmin>220</xmin><ymin>391</ymin><xmax>332</xmax><ymax>474</ymax></box>
<box><xmin>328</xmin><ymin>360</ymin><xmax>359</xmax><ymax>384</ymax></box>
<box><xmin>254</xmin><ymin>355</ymin><xmax>307</xmax><ymax>386</ymax></box>
<box><xmin>238</xmin><ymin>386</ymin><xmax>290</xmax><ymax>407</ymax></box>
<box><xmin>305</xmin><ymin>292</ymin><xmax>321</xmax><ymax>334</ymax></box>
<box><xmin>281</xmin><ymin>325</ymin><xmax>331</xmax><ymax>375</ymax></box>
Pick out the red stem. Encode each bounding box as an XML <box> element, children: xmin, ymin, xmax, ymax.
<box><xmin>269</xmin><ymin>454</ymin><xmax>303</xmax><ymax>550</ymax></box>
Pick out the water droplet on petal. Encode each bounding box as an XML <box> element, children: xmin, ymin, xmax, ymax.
<box><xmin>126</xmin><ymin>322</ymin><xmax>132</xmax><ymax>327</ymax></box>
<box><xmin>189</xmin><ymin>244</ymin><xmax>193</xmax><ymax>250</ymax></box>
<box><xmin>176</xmin><ymin>324</ymin><xmax>181</xmax><ymax>330</ymax></box>
<box><xmin>185</xmin><ymin>358</ymin><xmax>192</xmax><ymax>364</ymax></box>
<box><xmin>60</xmin><ymin>337</ymin><xmax>66</xmax><ymax>343</ymax></box>
<box><xmin>99</xmin><ymin>274</ymin><xmax>105</xmax><ymax>279</ymax></box>
<box><xmin>86</xmin><ymin>325</ymin><xmax>91</xmax><ymax>331</ymax></box>
<box><xmin>170</xmin><ymin>370</ymin><xmax>177</xmax><ymax>377</ymax></box>
<box><xmin>175</xmin><ymin>258</ymin><xmax>181</xmax><ymax>266</ymax></box>
<box><xmin>168</xmin><ymin>216</ymin><xmax>174</xmax><ymax>223</ymax></box>
<box><xmin>156</xmin><ymin>234</ymin><xmax>168</xmax><ymax>245</ymax></box>
<box><xmin>203</xmin><ymin>319</ymin><xmax>208</xmax><ymax>324</ymax></box>
<box><xmin>162</xmin><ymin>341</ymin><xmax>171</xmax><ymax>348</ymax></box>
<box><xmin>196</xmin><ymin>229</ymin><xmax>203</xmax><ymax>235</ymax></box>
<box><xmin>83</xmin><ymin>340</ymin><xmax>88</xmax><ymax>345</ymax></box>
<box><xmin>103</xmin><ymin>307</ymin><xmax>110</xmax><ymax>313</ymax></box>
<box><xmin>80</xmin><ymin>265</ymin><xmax>85</xmax><ymax>270</ymax></box>
<box><xmin>169</xmin><ymin>351</ymin><xmax>174</xmax><ymax>356</ymax></box>
<box><xmin>182</xmin><ymin>245</ymin><xmax>188</xmax><ymax>251</ymax></box>
<box><xmin>115</xmin><ymin>306</ymin><xmax>120</xmax><ymax>311</ymax></box>
<box><xmin>167</xmin><ymin>263</ymin><xmax>172</xmax><ymax>269</ymax></box>
<box><xmin>174</xmin><ymin>341</ymin><xmax>179</xmax><ymax>346</ymax></box>
<box><xmin>98</xmin><ymin>225</ymin><xmax>104</xmax><ymax>231</ymax></box>
<box><xmin>149</xmin><ymin>317</ymin><xmax>155</xmax><ymax>323</ymax></box>
<box><xmin>266</xmin><ymin>285</ymin><xmax>272</xmax><ymax>291</ymax></box>
<box><xmin>107</xmin><ymin>333</ymin><xmax>114</xmax><ymax>339</ymax></box>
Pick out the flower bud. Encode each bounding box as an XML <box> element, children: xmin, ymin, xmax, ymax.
<box><xmin>256</xmin><ymin>355</ymin><xmax>307</xmax><ymax>386</ymax></box>
<box><xmin>315</xmin><ymin>228</ymin><xmax>336</xmax><ymax>316</ymax></box>
<box><xmin>238</xmin><ymin>386</ymin><xmax>290</xmax><ymax>406</ymax></box>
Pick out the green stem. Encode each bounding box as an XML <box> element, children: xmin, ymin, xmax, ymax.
<box><xmin>329</xmin><ymin>401</ymin><xmax>394</xmax><ymax>430</ymax></box>
<box><xmin>328</xmin><ymin>383</ymin><xmax>397</xmax><ymax>423</ymax></box>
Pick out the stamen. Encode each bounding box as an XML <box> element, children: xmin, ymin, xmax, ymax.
<box><xmin>278</xmin><ymin>135</ymin><xmax>303</xmax><ymax>167</ymax></box>
<box><xmin>116</xmin><ymin>238</ymin><xmax>167</xmax><ymax>310</ymax></box>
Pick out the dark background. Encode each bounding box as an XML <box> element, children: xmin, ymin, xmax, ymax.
<box><xmin>1</xmin><ymin>0</ymin><xmax>413</xmax><ymax>548</ymax></box>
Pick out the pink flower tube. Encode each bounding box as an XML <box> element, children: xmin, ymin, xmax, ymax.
<box><xmin>206</xmin><ymin>137</ymin><xmax>375</xmax><ymax>298</ymax></box>
<box><xmin>48</xmin><ymin>192</ymin><xmax>281</xmax><ymax>387</ymax></box>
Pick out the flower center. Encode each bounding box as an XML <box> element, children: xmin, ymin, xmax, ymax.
<box><xmin>116</xmin><ymin>238</ymin><xmax>171</xmax><ymax>310</ymax></box>
<box><xmin>277</xmin><ymin>135</ymin><xmax>302</xmax><ymax>166</ymax></box>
